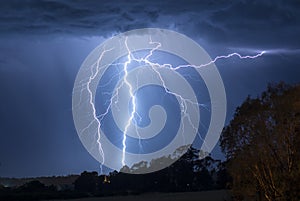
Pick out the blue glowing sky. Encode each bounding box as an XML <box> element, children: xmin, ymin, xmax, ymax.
<box><xmin>0</xmin><ymin>0</ymin><xmax>300</xmax><ymax>177</ymax></box>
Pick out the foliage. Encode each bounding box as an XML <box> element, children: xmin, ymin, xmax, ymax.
<box><xmin>74</xmin><ymin>171</ymin><xmax>100</xmax><ymax>193</ymax></box>
<box><xmin>220</xmin><ymin>82</ymin><xmax>300</xmax><ymax>201</ymax></box>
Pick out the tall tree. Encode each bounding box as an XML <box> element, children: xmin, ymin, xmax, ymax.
<box><xmin>220</xmin><ymin>83</ymin><xmax>300</xmax><ymax>201</ymax></box>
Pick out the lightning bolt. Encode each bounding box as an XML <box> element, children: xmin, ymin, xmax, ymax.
<box><xmin>121</xmin><ymin>37</ymin><xmax>137</xmax><ymax>166</ymax></box>
<box><xmin>83</xmin><ymin>37</ymin><xmax>265</xmax><ymax>171</ymax></box>
<box><xmin>118</xmin><ymin>38</ymin><xmax>265</xmax><ymax>166</ymax></box>
<box><xmin>82</xmin><ymin>47</ymin><xmax>114</xmax><ymax>174</ymax></box>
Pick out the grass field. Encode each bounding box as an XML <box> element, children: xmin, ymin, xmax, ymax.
<box><xmin>46</xmin><ymin>190</ymin><xmax>231</xmax><ymax>201</ymax></box>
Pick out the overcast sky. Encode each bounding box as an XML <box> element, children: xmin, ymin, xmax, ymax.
<box><xmin>0</xmin><ymin>0</ymin><xmax>300</xmax><ymax>178</ymax></box>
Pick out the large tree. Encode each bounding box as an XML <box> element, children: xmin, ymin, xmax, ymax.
<box><xmin>220</xmin><ymin>83</ymin><xmax>300</xmax><ymax>201</ymax></box>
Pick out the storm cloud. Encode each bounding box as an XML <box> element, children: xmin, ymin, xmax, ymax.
<box><xmin>0</xmin><ymin>0</ymin><xmax>300</xmax><ymax>48</ymax></box>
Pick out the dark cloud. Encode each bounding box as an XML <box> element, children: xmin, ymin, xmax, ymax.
<box><xmin>0</xmin><ymin>0</ymin><xmax>222</xmax><ymax>34</ymax></box>
<box><xmin>1</xmin><ymin>0</ymin><xmax>299</xmax><ymax>49</ymax></box>
<box><xmin>0</xmin><ymin>0</ymin><xmax>161</xmax><ymax>36</ymax></box>
<box><xmin>205</xmin><ymin>0</ymin><xmax>300</xmax><ymax>48</ymax></box>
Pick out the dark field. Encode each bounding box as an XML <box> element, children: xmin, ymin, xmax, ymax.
<box><xmin>46</xmin><ymin>190</ymin><xmax>231</xmax><ymax>201</ymax></box>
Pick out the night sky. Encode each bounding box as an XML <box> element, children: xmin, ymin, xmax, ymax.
<box><xmin>1</xmin><ymin>0</ymin><xmax>300</xmax><ymax>178</ymax></box>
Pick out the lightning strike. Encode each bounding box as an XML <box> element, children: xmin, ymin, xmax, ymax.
<box><xmin>121</xmin><ymin>37</ymin><xmax>137</xmax><ymax>166</ymax></box>
<box><xmin>84</xmin><ymin>36</ymin><xmax>265</xmax><ymax>171</ymax></box>
<box><xmin>85</xmin><ymin>47</ymin><xmax>114</xmax><ymax>174</ymax></box>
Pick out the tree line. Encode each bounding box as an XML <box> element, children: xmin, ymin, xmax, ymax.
<box><xmin>74</xmin><ymin>148</ymin><xmax>229</xmax><ymax>195</ymax></box>
<box><xmin>0</xmin><ymin>148</ymin><xmax>230</xmax><ymax>200</ymax></box>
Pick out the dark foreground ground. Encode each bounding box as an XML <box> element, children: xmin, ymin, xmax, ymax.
<box><xmin>46</xmin><ymin>190</ymin><xmax>231</xmax><ymax>201</ymax></box>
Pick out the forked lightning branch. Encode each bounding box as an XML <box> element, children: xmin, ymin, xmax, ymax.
<box><xmin>72</xmin><ymin>28</ymin><xmax>264</xmax><ymax>174</ymax></box>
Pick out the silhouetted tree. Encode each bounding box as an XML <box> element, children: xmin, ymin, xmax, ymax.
<box><xmin>215</xmin><ymin>161</ymin><xmax>231</xmax><ymax>189</ymax></box>
<box><xmin>95</xmin><ymin>146</ymin><xmax>227</xmax><ymax>195</ymax></box>
<box><xmin>74</xmin><ymin>171</ymin><xmax>100</xmax><ymax>193</ymax></box>
<box><xmin>192</xmin><ymin>156</ymin><xmax>217</xmax><ymax>191</ymax></box>
<box><xmin>168</xmin><ymin>147</ymin><xmax>198</xmax><ymax>191</ymax></box>
<box><xmin>220</xmin><ymin>82</ymin><xmax>300</xmax><ymax>201</ymax></box>
<box><xmin>18</xmin><ymin>180</ymin><xmax>47</xmax><ymax>192</ymax></box>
